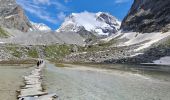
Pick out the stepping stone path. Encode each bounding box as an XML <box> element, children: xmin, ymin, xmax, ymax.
<box><xmin>18</xmin><ymin>60</ymin><xmax>58</xmax><ymax>100</ymax></box>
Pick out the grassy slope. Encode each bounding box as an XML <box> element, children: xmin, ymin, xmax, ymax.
<box><xmin>0</xmin><ymin>27</ymin><xmax>9</xmax><ymax>38</ymax></box>
<box><xmin>78</xmin><ymin>39</ymin><xmax>117</xmax><ymax>52</ymax></box>
<box><xmin>44</xmin><ymin>44</ymin><xmax>72</xmax><ymax>60</ymax></box>
<box><xmin>4</xmin><ymin>44</ymin><xmax>73</xmax><ymax>60</ymax></box>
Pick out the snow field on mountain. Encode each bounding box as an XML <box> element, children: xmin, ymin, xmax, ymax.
<box><xmin>153</xmin><ymin>56</ymin><xmax>170</xmax><ymax>65</ymax></box>
<box><xmin>104</xmin><ymin>31</ymin><xmax>170</xmax><ymax>51</ymax></box>
<box><xmin>57</xmin><ymin>11</ymin><xmax>121</xmax><ymax>36</ymax></box>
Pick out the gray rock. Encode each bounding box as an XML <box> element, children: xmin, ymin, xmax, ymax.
<box><xmin>121</xmin><ymin>0</ymin><xmax>170</xmax><ymax>33</ymax></box>
<box><xmin>0</xmin><ymin>0</ymin><xmax>32</xmax><ymax>32</ymax></box>
<box><xmin>0</xmin><ymin>29</ymin><xmax>86</xmax><ymax>46</ymax></box>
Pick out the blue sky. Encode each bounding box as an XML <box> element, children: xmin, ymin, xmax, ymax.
<box><xmin>17</xmin><ymin>0</ymin><xmax>133</xmax><ymax>30</ymax></box>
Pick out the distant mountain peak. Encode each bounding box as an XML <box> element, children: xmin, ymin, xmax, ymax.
<box><xmin>30</xmin><ymin>22</ymin><xmax>51</xmax><ymax>31</ymax></box>
<box><xmin>57</xmin><ymin>11</ymin><xmax>121</xmax><ymax>36</ymax></box>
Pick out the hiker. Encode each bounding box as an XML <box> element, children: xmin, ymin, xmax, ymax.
<box><xmin>40</xmin><ymin>60</ymin><xmax>43</xmax><ymax>64</ymax></box>
<box><xmin>37</xmin><ymin>60</ymin><xmax>40</xmax><ymax>66</ymax></box>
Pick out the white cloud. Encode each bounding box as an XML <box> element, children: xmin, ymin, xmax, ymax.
<box><xmin>33</xmin><ymin>0</ymin><xmax>50</xmax><ymax>5</ymax></box>
<box><xmin>115</xmin><ymin>0</ymin><xmax>130</xmax><ymax>4</ymax></box>
<box><xmin>16</xmin><ymin>0</ymin><xmax>68</xmax><ymax>24</ymax></box>
<box><xmin>57</xmin><ymin>12</ymin><xmax>66</xmax><ymax>21</ymax></box>
<box><xmin>64</xmin><ymin>0</ymin><xmax>71</xmax><ymax>3</ymax></box>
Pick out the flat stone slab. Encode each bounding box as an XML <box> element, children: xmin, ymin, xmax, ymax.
<box><xmin>19</xmin><ymin>93</ymin><xmax>58</xmax><ymax>100</ymax></box>
<box><xmin>18</xmin><ymin>60</ymin><xmax>58</xmax><ymax>100</ymax></box>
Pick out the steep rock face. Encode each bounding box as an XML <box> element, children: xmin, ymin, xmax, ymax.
<box><xmin>121</xmin><ymin>0</ymin><xmax>170</xmax><ymax>33</ymax></box>
<box><xmin>57</xmin><ymin>12</ymin><xmax>121</xmax><ymax>36</ymax></box>
<box><xmin>0</xmin><ymin>0</ymin><xmax>32</xmax><ymax>32</ymax></box>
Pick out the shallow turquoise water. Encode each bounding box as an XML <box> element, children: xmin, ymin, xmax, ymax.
<box><xmin>43</xmin><ymin>63</ymin><xmax>170</xmax><ymax>100</ymax></box>
<box><xmin>0</xmin><ymin>65</ymin><xmax>33</xmax><ymax>100</ymax></box>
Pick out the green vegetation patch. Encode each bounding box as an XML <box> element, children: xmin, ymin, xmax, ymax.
<box><xmin>166</xmin><ymin>39</ymin><xmax>170</xmax><ymax>46</ymax></box>
<box><xmin>161</xmin><ymin>38</ymin><xmax>170</xmax><ymax>47</ymax></box>
<box><xmin>27</xmin><ymin>48</ymin><xmax>39</xmax><ymax>58</ymax></box>
<box><xmin>78</xmin><ymin>39</ymin><xmax>117</xmax><ymax>52</ymax></box>
<box><xmin>44</xmin><ymin>44</ymin><xmax>72</xmax><ymax>60</ymax></box>
<box><xmin>0</xmin><ymin>27</ymin><xmax>9</xmax><ymax>38</ymax></box>
<box><xmin>6</xmin><ymin>46</ymin><xmax>39</xmax><ymax>58</ymax></box>
<box><xmin>6</xmin><ymin>47</ymin><xmax>23</xmax><ymax>58</ymax></box>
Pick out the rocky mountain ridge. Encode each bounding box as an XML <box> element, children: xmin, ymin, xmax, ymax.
<box><xmin>121</xmin><ymin>0</ymin><xmax>170</xmax><ymax>33</ymax></box>
<box><xmin>0</xmin><ymin>30</ymin><xmax>86</xmax><ymax>46</ymax></box>
<box><xmin>30</xmin><ymin>22</ymin><xmax>51</xmax><ymax>31</ymax></box>
<box><xmin>0</xmin><ymin>0</ymin><xmax>32</xmax><ymax>32</ymax></box>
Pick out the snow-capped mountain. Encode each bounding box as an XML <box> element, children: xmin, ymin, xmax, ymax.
<box><xmin>57</xmin><ymin>12</ymin><xmax>121</xmax><ymax>36</ymax></box>
<box><xmin>31</xmin><ymin>22</ymin><xmax>51</xmax><ymax>31</ymax></box>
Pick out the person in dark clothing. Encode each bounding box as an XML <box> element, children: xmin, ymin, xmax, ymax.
<box><xmin>37</xmin><ymin>61</ymin><xmax>40</xmax><ymax>66</ymax></box>
<box><xmin>37</xmin><ymin>60</ymin><xmax>44</xmax><ymax>67</ymax></box>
